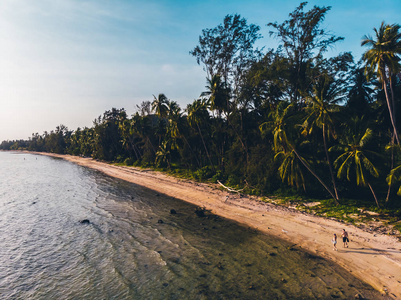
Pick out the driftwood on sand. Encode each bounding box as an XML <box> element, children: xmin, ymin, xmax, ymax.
<box><xmin>217</xmin><ymin>180</ymin><xmax>244</xmax><ymax>193</ymax></box>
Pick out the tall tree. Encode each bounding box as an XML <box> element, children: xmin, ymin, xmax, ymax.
<box><xmin>267</xmin><ymin>2</ymin><xmax>344</xmax><ymax>105</ymax></box>
<box><xmin>190</xmin><ymin>14</ymin><xmax>261</xmax><ymax>100</ymax></box>
<box><xmin>362</xmin><ymin>22</ymin><xmax>401</xmax><ymax>144</ymax></box>
<box><xmin>301</xmin><ymin>54</ymin><xmax>352</xmax><ymax>202</ymax></box>
<box><xmin>302</xmin><ymin>74</ymin><xmax>340</xmax><ymax>201</ymax></box>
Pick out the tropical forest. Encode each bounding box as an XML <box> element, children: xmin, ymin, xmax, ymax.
<box><xmin>2</xmin><ymin>2</ymin><xmax>401</xmax><ymax>226</ymax></box>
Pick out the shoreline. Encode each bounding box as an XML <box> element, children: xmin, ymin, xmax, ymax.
<box><xmin>29</xmin><ymin>152</ymin><xmax>401</xmax><ymax>297</ymax></box>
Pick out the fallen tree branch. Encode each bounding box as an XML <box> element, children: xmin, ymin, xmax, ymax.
<box><xmin>217</xmin><ymin>180</ymin><xmax>244</xmax><ymax>193</ymax></box>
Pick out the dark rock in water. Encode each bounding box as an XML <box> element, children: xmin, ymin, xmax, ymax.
<box><xmin>158</xmin><ymin>219</ymin><xmax>164</xmax><ymax>224</ymax></box>
<box><xmin>195</xmin><ymin>207</ymin><xmax>206</xmax><ymax>217</ymax></box>
<box><xmin>170</xmin><ymin>209</ymin><xmax>177</xmax><ymax>214</ymax></box>
<box><xmin>80</xmin><ymin>219</ymin><xmax>90</xmax><ymax>224</ymax></box>
<box><xmin>216</xmin><ymin>262</ymin><xmax>224</xmax><ymax>270</ymax></box>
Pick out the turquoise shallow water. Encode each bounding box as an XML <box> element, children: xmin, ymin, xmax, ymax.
<box><xmin>0</xmin><ymin>151</ymin><xmax>384</xmax><ymax>299</ymax></box>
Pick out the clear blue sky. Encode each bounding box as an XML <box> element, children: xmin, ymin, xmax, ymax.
<box><xmin>0</xmin><ymin>0</ymin><xmax>400</xmax><ymax>141</ymax></box>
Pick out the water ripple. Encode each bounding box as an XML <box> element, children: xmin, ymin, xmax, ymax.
<box><xmin>0</xmin><ymin>152</ymin><xmax>385</xmax><ymax>299</ymax></box>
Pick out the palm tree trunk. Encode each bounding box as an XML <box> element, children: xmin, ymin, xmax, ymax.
<box><xmin>323</xmin><ymin>124</ymin><xmax>340</xmax><ymax>202</ymax></box>
<box><xmin>389</xmin><ymin>76</ymin><xmax>398</xmax><ymax>143</ymax></box>
<box><xmin>197</xmin><ymin>123</ymin><xmax>214</xmax><ymax>169</ymax></box>
<box><xmin>224</xmin><ymin>111</ymin><xmax>249</xmax><ymax>167</ymax></box>
<box><xmin>182</xmin><ymin>135</ymin><xmax>201</xmax><ymax>168</ymax></box>
<box><xmin>291</xmin><ymin>146</ymin><xmax>339</xmax><ymax>204</ymax></box>
<box><xmin>368</xmin><ymin>182</ymin><xmax>380</xmax><ymax>208</ymax></box>
<box><xmin>382</xmin><ymin>75</ymin><xmax>400</xmax><ymax>144</ymax></box>
<box><xmin>386</xmin><ymin>138</ymin><xmax>394</xmax><ymax>203</ymax></box>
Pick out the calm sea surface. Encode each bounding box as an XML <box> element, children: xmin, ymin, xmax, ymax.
<box><xmin>0</xmin><ymin>151</ymin><xmax>383</xmax><ymax>299</ymax></box>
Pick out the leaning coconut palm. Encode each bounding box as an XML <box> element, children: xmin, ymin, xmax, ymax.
<box><xmin>361</xmin><ymin>22</ymin><xmax>401</xmax><ymax>144</ymax></box>
<box><xmin>260</xmin><ymin>101</ymin><xmax>338</xmax><ymax>202</ymax></box>
<box><xmin>302</xmin><ymin>73</ymin><xmax>342</xmax><ymax>202</ymax></box>
<box><xmin>332</xmin><ymin>119</ymin><xmax>381</xmax><ymax>207</ymax></box>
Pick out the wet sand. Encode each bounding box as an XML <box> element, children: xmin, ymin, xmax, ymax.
<box><xmin>36</xmin><ymin>152</ymin><xmax>401</xmax><ymax>298</ymax></box>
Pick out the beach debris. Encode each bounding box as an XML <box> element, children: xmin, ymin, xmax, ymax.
<box><xmin>79</xmin><ymin>219</ymin><xmax>90</xmax><ymax>224</ymax></box>
<box><xmin>354</xmin><ymin>293</ymin><xmax>363</xmax><ymax>299</ymax></box>
<box><xmin>217</xmin><ymin>180</ymin><xmax>244</xmax><ymax>193</ymax></box>
<box><xmin>282</xmin><ymin>229</ymin><xmax>288</xmax><ymax>233</ymax></box>
<box><xmin>170</xmin><ymin>209</ymin><xmax>177</xmax><ymax>214</ymax></box>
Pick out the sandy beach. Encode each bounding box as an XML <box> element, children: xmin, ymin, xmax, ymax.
<box><xmin>37</xmin><ymin>152</ymin><xmax>401</xmax><ymax>298</ymax></box>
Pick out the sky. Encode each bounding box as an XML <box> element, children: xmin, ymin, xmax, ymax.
<box><xmin>0</xmin><ymin>0</ymin><xmax>400</xmax><ymax>141</ymax></box>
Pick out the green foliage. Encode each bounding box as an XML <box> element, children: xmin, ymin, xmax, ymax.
<box><xmin>124</xmin><ymin>157</ymin><xmax>135</xmax><ymax>166</ymax></box>
<box><xmin>193</xmin><ymin>166</ymin><xmax>215</xmax><ymax>182</ymax></box>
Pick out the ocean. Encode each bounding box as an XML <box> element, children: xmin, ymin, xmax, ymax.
<box><xmin>0</xmin><ymin>151</ymin><xmax>383</xmax><ymax>299</ymax></box>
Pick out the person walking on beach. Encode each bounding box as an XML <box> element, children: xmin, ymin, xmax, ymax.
<box><xmin>341</xmin><ymin>229</ymin><xmax>349</xmax><ymax>248</ymax></box>
<box><xmin>332</xmin><ymin>234</ymin><xmax>337</xmax><ymax>251</ymax></box>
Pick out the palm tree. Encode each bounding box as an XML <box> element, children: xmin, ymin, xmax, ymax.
<box><xmin>166</xmin><ymin>101</ymin><xmax>201</xmax><ymax>167</ymax></box>
<box><xmin>186</xmin><ymin>98</ymin><xmax>214</xmax><ymax>168</ymax></box>
<box><xmin>332</xmin><ymin>118</ymin><xmax>381</xmax><ymax>207</ymax></box>
<box><xmin>155</xmin><ymin>140</ymin><xmax>171</xmax><ymax>168</ymax></box>
<box><xmin>260</xmin><ymin>101</ymin><xmax>338</xmax><ymax>202</ymax></box>
<box><xmin>347</xmin><ymin>65</ymin><xmax>375</xmax><ymax>116</ymax></box>
<box><xmin>152</xmin><ymin>93</ymin><xmax>169</xmax><ymax>119</ymax></box>
<box><xmin>302</xmin><ymin>73</ymin><xmax>341</xmax><ymax>202</ymax></box>
<box><xmin>205</xmin><ymin>74</ymin><xmax>230</xmax><ymax>115</ymax></box>
<box><xmin>387</xmin><ymin>163</ymin><xmax>401</xmax><ymax>196</ymax></box>
<box><xmin>166</xmin><ymin>101</ymin><xmax>180</xmax><ymax>147</ymax></box>
<box><xmin>274</xmin><ymin>149</ymin><xmax>306</xmax><ymax>191</ymax></box>
<box><xmin>362</xmin><ymin>22</ymin><xmax>401</xmax><ymax>144</ymax></box>
<box><xmin>386</xmin><ymin>144</ymin><xmax>401</xmax><ymax>200</ymax></box>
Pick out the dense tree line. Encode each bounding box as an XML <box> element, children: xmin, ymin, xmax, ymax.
<box><xmin>2</xmin><ymin>2</ymin><xmax>401</xmax><ymax>207</ymax></box>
